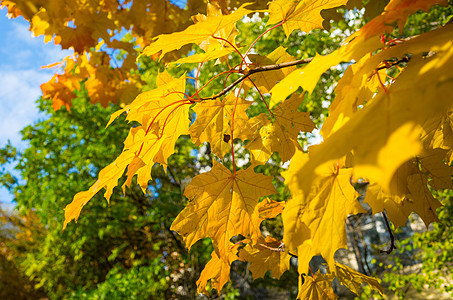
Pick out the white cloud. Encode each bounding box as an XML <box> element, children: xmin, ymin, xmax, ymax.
<box><xmin>0</xmin><ymin>68</ymin><xmax>53</xmax><ymax>146</ymax></box>
<box><xmin>2</xmin><ymin>21</ymin><xmax>73</xmax><ymax>69</ymax></box>
<box><xmin>0</xmin><ymin>13</ymin><xmax>72</xmax><ymax>148</ymax></box>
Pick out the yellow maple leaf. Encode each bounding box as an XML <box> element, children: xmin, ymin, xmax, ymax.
<box><xmin>142</xmin><ymin>3</ymin><xmax>254</xmax><ymax>60</ymax></box>
<box><xmin>297</xmin><ymin>271</ymin><xmax>337</xmax><ymax>300</ymax></box>
<box><xmin>171</xmin><ymin>161</ymin><xmax>277</xmax><ymax>257</ymax></box>
<box><xmin>63</xmin><ymin>150</ymin><xmax>136</xmax><ymax>230</ymax></box>
<box><xmin>267</xmin><ymin>0</ymin><xmax>348</xmax><ymax>37</ymax></box>
<box><xmin>283</xmin><ymin>152</ymin><xmax>365</xmax><ymax>274</ymax></box>
<box><xmin>406</xmin><ymin>173</ymin><xmax>442</xmax><ymax>227</ymax></box>
<box><xmin>335</xmin><ymin>263</ymin><xmax>383</xmax><ymax>296</ymax></box>
<box><xmin>419</xmin><ymin>148</ymin><xmax>453</xmax><ymax>190</ymax></box>
<box><xmin>238</xmin><ymin>236</ymin><xmax>290</xmax><ymax>279</ymax></box>
<box><xmin>288</xmin><ymin>25</ymin><xmax>453</xmax><ymax>198</ymax></box>
<box><xmin>247</xmin><ymin>93</ymin><xmax>315</xmax><ymax>163</ymax></box>
<box><xmin>321</xmin><ymin>54</ymin><xmax>385</xmax><ymax>138</ymax></box>
<box><xmin>197</xmin><ymin>245</ymin><xmax>239</xmax><ymax>294</ymax></box>
<box><xmin>364</xmin><ymin>183</ymin><xmax>408</xmax><ymax>228</ymax></box>
<box><xmin>273</xmin><ymin>92</ymin><xmax>316</xmax><ymax>138</ymax></box>
<box><xmin>190</xmin><ymin>93</ymin><xmax>252</xmax><ymax>159</ymax></box>
<box><xmin>363</xmin><ymin>153</ymin><xmax>444</xmax><ymax>228</ymax></box>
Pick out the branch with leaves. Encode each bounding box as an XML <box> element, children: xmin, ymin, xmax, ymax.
<box><xmin>4</xmin><ymin>0</ymin><xmax>453</xmax><ymax>299</ymax></box>
<box><xmin>64</xmin><ymin>0</ymin><xmax>453</xmax><ymax>298</ymax></box>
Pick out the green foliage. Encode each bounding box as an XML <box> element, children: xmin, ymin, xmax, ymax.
<box><xmin>70</xmin><ymin>258</ymin><xmax>170</xmax><ymax>299</ymax></box>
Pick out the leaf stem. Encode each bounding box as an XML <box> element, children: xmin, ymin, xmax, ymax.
<box><xmin>212</xmin><ymin>35</ymin><xmax>245</xmax><ymax>63</ymax></box>
<box><xmin>137</xmin><ymin>98</ymin><xmax>189</xmax><ymax>156</ymax></box>
<box><xmin>193</xmin><ymin>61</ymin><xmax>205</xmax><ymax>99</ymax></box>
<box><xmin>308</xmin><ymin>265</ymin><xmax>315</xmax><ymax>278</ymax></box>
<box><xmin>159</xmin><ymin>102</ymin><xmax>191</xmax><ymax>138</ymax></box>
<box><xmin>194</xmin><ymin>69</ymin><xmax>239</xmax><ymax>100</ymax></box>
<box><xmin>231</xmin><ymin>81</ymin><xmax>245</xmax><ymax>175</ymax></box>
<box><xmin>246</xmin><ymin>77</ymin><xmax>274</xmax><ymax>116</ymax></box>
<box><xmin>241</xmin><ymin>21</ymin><xmax>284</xmax><ymax>69</ymax></box>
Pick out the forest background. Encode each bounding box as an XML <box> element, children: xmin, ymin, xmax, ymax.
<box><xmin>0</xmin><ymin>0</ymin><xmax>453</xmax><ymax>299</ymax></box>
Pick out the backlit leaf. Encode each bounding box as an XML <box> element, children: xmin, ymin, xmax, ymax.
<box><xmin>197</xmin><ymin>245</ymin><xmax>239</xmax><ymax>293</ymax></box>
<box><xmin>190</xmin><ymin>93</ymin><xmax>252</xmax><ymax>158</ymax></box>
<box><xmin>267</xmin><ymin>0</ymin><xmax>348</xmax><ymax>37</ymax></box>
<box><xmin>238</xmin><ymin>236</ymin><xmax>290</xmax><ymax>279</ymax></box>
<box><xmin>171</xmin><ymin>161</ymin><xmax>277</xmax><ymax>256</ymax></box>
<box><xmin>142</xmin><ymin>3</ymin><xmax>254</xmax><ymax>60</ymax></box>
<box><xmin>335</xmin><ymin>263</ymin><xmax>383</xmax><ymax>296</ymax></box>
<box><xmin>298</xmin><ymin>271</ymin><xmax>337</xmax><ymax>300</ymax></box>
<box><xmin>64</xmin><ymin>72</ymin><xmax>191</xmax><ymax>228</ymax></box>
<box><xmin>283</xmin><ymin>153</ymin><xmax>365</xmax><ymax>274</ymax></box>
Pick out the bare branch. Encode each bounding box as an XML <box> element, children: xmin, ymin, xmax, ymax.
<box><xmin>380</xmin><ymin>210</ymin><xmax>397</xmax><ymax>254</ymax></box>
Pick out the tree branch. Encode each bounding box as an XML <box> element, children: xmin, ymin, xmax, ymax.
<box><xmin>197</xmin><ymin>52</ymin><xmax>412</xmax><ymax>102</ymax></box>
<box><xmin>380</xmin><ymin>210</ymin><xmax>397</xmax><ymax>254</ymax></box>
<box><xmin>198</xmin><ymin>57</ymin><xmax>314</xmax><ymax>101</ymax></box>
<box><xmin>376</xmin><ymin>55</ymin><xmax>411</xmax><ymax>71</ymax></box>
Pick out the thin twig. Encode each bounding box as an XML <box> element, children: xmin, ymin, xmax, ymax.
<box><xmin>165</xmin><ymin>225</ymin><xmax>186</xmax><ymax>252</ymax></box>
<box><xmin>380</xmin><ymin>210</ymin><xmax>396</xmax><ymax>254</ymax></box>
<box><xmin>289</xmin><ymin>251</ymin><xmax>298</xmax><ymax>258</ymax></box>
<box><xmin>376</xmin><ymin>55</ymin><xmax>411</xmax><ymax>71</ymax></box>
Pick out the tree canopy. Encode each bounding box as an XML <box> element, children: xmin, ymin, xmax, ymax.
<box><xmin>1</xmin><ymin>0</ymin><xmax>453</xmax><ymax>298</ymax></box>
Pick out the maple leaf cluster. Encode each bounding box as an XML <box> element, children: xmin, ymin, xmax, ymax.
<box><xmin>1</xmin><ymin>0</ymin><xmax>268</xmax><ymax>110</ymax></box>
<box><xmin>4</xmin><ymin>0</ymin><xmax>453</xmax><ymax>298</ymax></box>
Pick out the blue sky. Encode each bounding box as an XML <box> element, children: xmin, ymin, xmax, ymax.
<box><xmin>0</xmin><ymin>8</ymin><xmax>71</xmax><ymax>207</ymax></box>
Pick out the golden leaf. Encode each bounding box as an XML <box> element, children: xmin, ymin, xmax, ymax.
<box><xmin>283</xmin><ymin>154</ymin><xmax>365</xmax><ymax>274</ymax></box>
<box><xmin>238</xmin><ymin>236</ymin><xmax>290</xmax><ymax>279</ymax></box>
<box><xmin>270</xmin><ymin>0</ymin><xmax>447</xmax><ymax>99</ymax></box>
<box><xmin>171</xmin><ymin>161</ymin><xmax>277</xmax><ymax>256</ymax></box>
<box><xmin>267</xmin><ymin>0</ymin><xmax>348</xmax><ymax>37</ymax></box>
<box><xmin>64</xmin><ymin>72</ymin><xmax>190</xmax><ymax>228</ymax></box>
<box><xmin>190</xmin><ymin>93</ymin><xmax>251</xmax><ymax>158</ymax></box>
<box><xmin>247</xmin><ymin>93</ymin><xmax>315</xmax><ymax>164</ymax></box>
<box><xmin>335</xmin><ymin>263</ymin><xmax>383</xmax><ymax>296</ymax></box>
<box><xmin>197</xmin><ymin>246</ymin><xmax>239</xmax><ymax>294</ymax></box>
<box><xmin>363</xmin><ymin>154</ymin><xmax>444</xmax><ymax>228</ymax></box>
<box><xmin>419</xmin><ymin>148</ymin><xmax>453</xmax><ymax>190</ymax></box>
<box><xmin>142</xmin><ymin>3</ymin><xmax>254</xmax><ymax>60</ymax></box>
<box><xmin>289</xmin><ymin>25</ymin><xmax>453</xmax><ymax>198</ymax></box>
<box><xmin>298</xmin><ymin>271</ymin><xmax>337</xmax><ymax>300</ymax></box>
